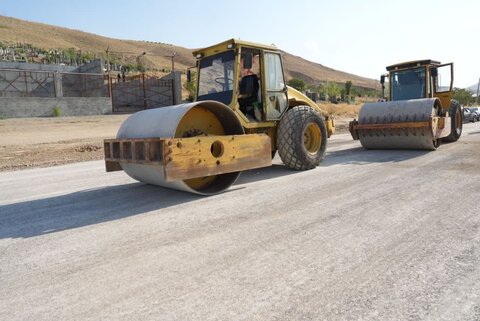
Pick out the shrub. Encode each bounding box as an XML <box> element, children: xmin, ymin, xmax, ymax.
<box><xmin>53</xmin><ymin>106</ymin><xmax>62</xmax><ymax>117</ymax></box>
<box><xmin>287</xmin><ymin>78</ymin><xmax>306</xmax><ymax>92</ymax></box>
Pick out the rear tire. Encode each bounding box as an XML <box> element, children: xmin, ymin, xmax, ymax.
<box><xmin>443</xmin><ymin>100</ymin><xmax>463</xmax><ymax>142</ymax></box>
<box><xmin>277</xmin><ymin>106</ymin><xmax>327</xmax><ymax>170</ymax></box>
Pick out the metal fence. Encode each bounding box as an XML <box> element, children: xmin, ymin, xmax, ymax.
<box><xmin>0</xmin><ymin>69</ymin><xmax>108</xmax><ymax>98</ymax></box>
<box><xmin>0</xmin><ymin>69</ymin><xmax>55</xmax><ymax>97</ymax></box>
<box><xmin>62</xmin><ymin>72</ymin><xmax>108</xmax><ymax>97</ymax></box>
<box><xmin>0</xmin><ymin>68</ymin><xmax>177</xmax><ymax>114</ymax></box>
<box><xmin>109</xmin><ymin>74</ymin><xmax>175</xmax><ymax>112</ymax></box>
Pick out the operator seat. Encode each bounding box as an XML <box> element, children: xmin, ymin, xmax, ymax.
<box><xmin>238</xmin><ymin>74</ymin><xmax>259</xmax><ymax>114</ymax></box>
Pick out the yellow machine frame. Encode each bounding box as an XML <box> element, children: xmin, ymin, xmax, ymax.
<box><xmin>105</xmin><ymin>39</ymin><xmax>336</xmax><ymax>194</ymax></box>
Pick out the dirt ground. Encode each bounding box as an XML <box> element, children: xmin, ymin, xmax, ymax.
<box><xmin>0</xmin><ymin>115</ymin><xmax>129</xmax><ymax>171</ymax></box>
<box><xmin>0</xmin><ymin>111</ymin><xmax>353</xmax><ymax>172</ymax></box>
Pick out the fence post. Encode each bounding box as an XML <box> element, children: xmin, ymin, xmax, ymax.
<box><xmin>54</xmin><ymin>72</ymin><xmax>63</xmax><ymax>98</ymax></box>
<box><xmin>142</xmin><ymin>73</ymin><xmax>147</xmax><ymax>109</ymax></box>
<box><xmin>172</xmin><ymin>71</ymin><xmax>182</xmax><ymax>105</ymax></box>
<box><xmin>108</xmin><ymin>75</ymin><xmax>114</xmax><ymax>113</ymax></box>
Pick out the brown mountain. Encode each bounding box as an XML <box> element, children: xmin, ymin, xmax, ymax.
<box><xmin>0</xmin><ymin>15</ymin><xmax>376</xmax><ymax>89</ymax></box>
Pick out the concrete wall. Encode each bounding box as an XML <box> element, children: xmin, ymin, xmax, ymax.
<box><xmin>62</xmin><ymin>73</ymin><xmax>105</xmax><ymax>98</ymax></box>
<box><xmin>0</xmin><ymin>97</ymin><xmax>112</xmax><ymax>118</ymax></box>
<box><xmin>0</xmin><ymin>61</ymin><xmax>110</xmax><ymax>118</ymax></box>
<box><xmin>74</xmin><ymin>60</ymin><xmax>103</xmax><ymax>74</ymax></box>
<box><xmin>0</xmin><ymin>61</ymin><xmax>77</xmax><ymax>73</ymax></box>
<box><xmin>162</xmin><ymin>71</ymin><xmax>182</xmax><ymax>105</ymax></box>
<box><xmin>0</xmin><ymin>60</ymin><xmax>103</xmax><ymax>74</ymax></box>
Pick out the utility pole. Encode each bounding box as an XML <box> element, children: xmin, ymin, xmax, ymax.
<box><xmin>165</xmin><ymin>52</ymin><xmax>176</xmax><ymax>71</ymax></box>
<box><xmin>105</xmin><ymin>46</ymin><xmax>110</xmax><ymax>73</ymax></box>
<box><xmin>137</xmin><ymin>52</ymin><xmax>147</xmax><ymax>109</ymax></box>
<box><xmin>476</xmin><ymin>77</ymin><xmax>480</xmax><ymax>105</ymax></box>
<box><xmin>105</xmin><ymin>46</ymin><xmax>113</xmax><ymax>113</ymax></box>
<box><xmin>136</xmin><ymin>52</ymin><xmax>146</xmax><ymax>73</ymax></box>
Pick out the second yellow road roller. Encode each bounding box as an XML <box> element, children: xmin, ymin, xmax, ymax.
<box><xmin>349</xmin><ymin>60</ymin><xmax>462</xmax><ymax>150</ymax></box>
<box><xmin>104</xmin><ymin>39</ymin><xmax>335</xmax><ymax>195</ymax></box>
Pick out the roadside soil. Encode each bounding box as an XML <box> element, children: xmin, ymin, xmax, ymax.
<box><xmin>0</xmin><ymin>115</ymin><xmax>129</xmax><ymax>171</ymax></box>
<box><xmin>0</xmin><ymin>112</ymin><xmax>353</xmax><ymax>172</ymax></box>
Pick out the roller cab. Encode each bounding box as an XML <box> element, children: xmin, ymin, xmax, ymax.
<box><xmin>350</xmin><ymin>60</ymin><xmax>463</xmax><ymax>150</ymax></box>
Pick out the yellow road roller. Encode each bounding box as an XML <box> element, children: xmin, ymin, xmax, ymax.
<box><xmin>104</xmin><ymin>39</ymin><xmax>335</xmax><ymax>195</ymax></box>
<box><xmin>349</xmin><ymin>60</ymin><xmax>462</xmax><ymax>149</ymax></box>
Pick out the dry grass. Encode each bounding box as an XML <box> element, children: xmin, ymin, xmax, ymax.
<box><xmin>317</xmin><ymin>98</ymin><xmax>383</xmax><ymax>133</ymax></box>
<box><xmin>283</xmin><ymin>54</ymin><xmax>376</xmax><ymax>89</ymax></box>
<box><xmin>318</xmin><ymin>102</ymin><xmax>361</xmax><ymax>118</ymax></box>
<box><xmin>317</xmin><ymin>95</ymin><xmax>380</xmax><ymax>118</ymax></box>
<box><xmin>314</xmin><ymin>102</ymin><xmax>360</xmax><ymax>133</ymax></box>
<box><xmin>0</xmin><ymin>15</ymin><xmax>194</xmax><ymax>71</ymax></box>
<box><xmin>0</xmin><ymin>15</ymin><xmax>376</xmax><ymax>89</ymax></box>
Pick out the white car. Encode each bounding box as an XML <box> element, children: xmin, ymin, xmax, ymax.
<box><xmin>463</xmin><ymin>108</ymin><xmax>478</xmax><ymax>123</ymax></box>
<box><xmin>468</xmin><ymin>106</ymin><xmax>480</xmax><ymax>121</ymax></box>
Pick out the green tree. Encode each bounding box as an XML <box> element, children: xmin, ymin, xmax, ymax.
<box><xmin>452</xmin><ymin>87</ymin><xmax>474</xmax><ymax>106</ymax></box>
<box><xmin>306</xmin><ymin>83</ymin><xmax>318</xmax><ymax>93</ymax></box>
<box><xmin>81</xmin><ymin>52</ymin><xmax>94</xmax><ymax>62</ymax></box>
<box><xmin>287</xmin><ymin>78</ymin><xmax>306</xmax><ymax>92</ymax></box>
<box><xmin>185</xmin><ymin>71</ymin><xmax>197</xmax><ymax>101</ymax></box>
<box><xmin>324</xmin><ymin>82</ymin><xmax>341</xmax><ymax>100</ymax></box>
<box><xmin>345</xmin><ymin>80</ymin><xmax>352</xmax><ymax>97</ymax></box>
<box><xmin>63</xmin><ymin>48</ymin><xmax>77</xmax><ymax>64</ymax></box>
<box><xmin>122</xmin><ymin>63</ymin><xmax>136</xmax><ymax>73</ymax></box>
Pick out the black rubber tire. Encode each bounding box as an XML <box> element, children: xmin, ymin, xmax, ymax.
<box><xmin>443</xmin><ymin>100</ymin><xmax>463</xmax><ymax>142</ymax></box>
<box><xmin>277</xmin><ymin>106</ymin><xmax>327</xmax><ymax>170</ymax></box>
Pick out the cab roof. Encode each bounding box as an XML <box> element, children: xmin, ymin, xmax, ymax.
<box><xmin>192</xmin><ymin>39</ymin><xmax>278</xmax><ymax>57</ymax></box>
<box><xmin>386</xmin><ymin>59</ymin><xmax>441</xmax><ymax>71</ymax></box>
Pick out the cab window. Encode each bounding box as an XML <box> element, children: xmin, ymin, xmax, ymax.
<box><xmin>265</xmin><ymin>53</ymin><xmax>287</xmax><ymax>119</ymax></box>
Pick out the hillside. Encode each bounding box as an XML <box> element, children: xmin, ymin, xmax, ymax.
<box><xmin>466</xmin><ymin>82</ymin><xmax>479</xmax><ymax>95</ymax></box>
<box><xmin>0</xmin><ymin>15</ymin><xmax>376</xmax><ymax>89</ymax></box>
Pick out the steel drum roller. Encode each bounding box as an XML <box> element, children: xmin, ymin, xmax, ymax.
<box><xmin>116</xmin><ymin>101</ymin><xmax>245</xmax><ymax>195</ymax></box>
<box><xmin>357</xmin><ymin>98</ymin><xmax>439</xmax><ymax>150</ymax></box>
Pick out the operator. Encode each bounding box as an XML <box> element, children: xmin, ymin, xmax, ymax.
<box><xmin>239</xmin><ymin>54</ymin><xmax>262</xmax><ymax>120</ymax></box>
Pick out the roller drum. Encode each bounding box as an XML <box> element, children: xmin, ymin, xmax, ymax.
<box><xmin>117</xmin><ymin>101</ymin><xmax>244</xmax><ymax>195</ymax></box>
<box><xmin>357</xmin><ymin>98</ymin><xmax>438</xmax><ymax>150</ymax></box>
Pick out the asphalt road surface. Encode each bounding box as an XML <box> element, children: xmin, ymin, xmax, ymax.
<box><xmin>1</xmin><ymin>123</ymin><xmax>480</xmax><ymax>321</ymax></box>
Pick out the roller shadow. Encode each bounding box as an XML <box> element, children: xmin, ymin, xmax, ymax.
<box><xmin>321</xmin><ymin>147</ymin><xmax>431</xmax><ymax>167</ymax></box>
<box><xmin>0</xmin><ymin>183</ymin><xmax>202</xmax><ymax>240</ymax></box>
<box><xmin>0</xmin><ymin>147</ymin><xmax>430</xmax><ymax>240</ymax></box>
<box><xmin>0</xmin><ymin>164</ymin><xmax>300</xmax><ymax>240</ymax></box>
<box><xmin>234</xmin><ymin>163</ymin><xmax>298</xmax><ymax>185</ymax></box>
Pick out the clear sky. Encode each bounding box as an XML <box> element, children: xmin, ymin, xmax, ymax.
<box><xmin>1</xmin><ymin>0</ymin><xmax>478</xmax><ymax>87</ymax></box>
